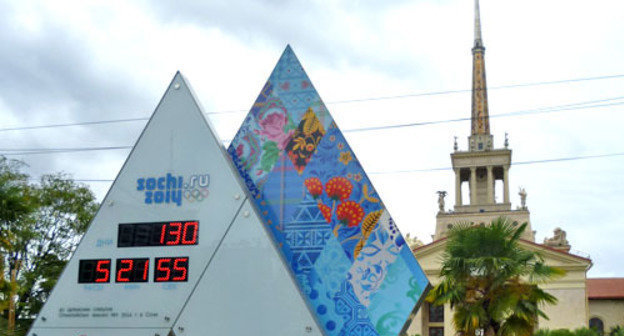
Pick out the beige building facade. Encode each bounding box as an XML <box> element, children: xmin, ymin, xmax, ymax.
<box><xmin>589</xmin><ymin>301</ymin><xmax>624</xmax><ymax>333</ymax></box>
<box><xmin>587</xmin><ymin>279</ymin><xmax>624</xmax><ymax>333</ymax></box>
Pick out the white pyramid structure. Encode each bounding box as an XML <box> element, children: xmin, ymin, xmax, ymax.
<box><xmin>28</xmin><ymin>73</ymin><xmax>322</xmax><ymax>336</ymax></box>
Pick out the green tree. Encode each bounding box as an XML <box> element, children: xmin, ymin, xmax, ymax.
<box><xmin>0</xmin><ymin>157</ymin><xmax>35</xmax><ymax>336</ymax></box>
<box><xmin>427</xmin><ymin>218</ymin><xmax>565</xmax><ymax>336</ymax></box>
<box><xmin>0</xmin><ymin>156</ymin><xmax>98</xmax><ymax>335</ymax></box>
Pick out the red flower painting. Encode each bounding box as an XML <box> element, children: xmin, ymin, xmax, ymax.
<box><xmin>318</xmin><ymin>203</ymin><xmax>332</xmax><ymax>223</ymax></box>
<box><xmin>304</xmin><ymin>178</ymin><xmax>323</xmax><ymax>199</ymax></box>
<box><xmin>336</xmin><ymin>201</ymin><xmax>365</xmax><ymax>227</ymax></box>
<box><xmin>325</xmin><ymin>177</ymin><xmax>352</xmax><ymax>201</ymax></box>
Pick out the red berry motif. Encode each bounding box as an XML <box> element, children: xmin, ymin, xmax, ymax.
<box><xmin>325</xmin><ymin>177</ymin><xmax>353</xmax><ymax>201</ymax></box>
<box><xmin>318</xmin><ymin>203</ymin><xmax>332</xmax><ymax>223</ymax></box>
<box><xmin>304</xmin><ymin>177</ymin><xmax>323</xmax><ymax>198</ymax></box>
<box><xmin>336</xmin><ymin>201</ymin><xmax>365</xmax><ymax>227</ymax></box>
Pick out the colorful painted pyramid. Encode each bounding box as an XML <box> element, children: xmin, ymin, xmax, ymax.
<box><xmin>228</xmin><ymin>46</ymin><xmax>430</xmax><ymax>336</ymax></box>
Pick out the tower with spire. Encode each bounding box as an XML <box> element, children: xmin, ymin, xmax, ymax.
<box><xmin>433</xmin><ymin>0</ymin><xmax>533</xmax><ymax>241</ymax></box>
<box><xmin>409</xmin><ymin>4</ymin><xmax>593</xmax><ymax>335</ymax></box>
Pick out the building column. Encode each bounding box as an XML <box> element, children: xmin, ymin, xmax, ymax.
<box><xmin>454</xmin><ymin>169</ymin><xmax>461</xmax><ymax>206</ymax></box>
<box><xmin>470</xmin><ymin>167</ymin><xmax>477</xmax><ymax>205</ymax></box>
<box><xmin>487</xmin><ymin>166</ymin><xmax>494</xmax><ymax>204</ymax></box>
<box><xmin>503</xmin><ymin>165</ymin><xmax>510</xmax><ymax>204</ymax></box>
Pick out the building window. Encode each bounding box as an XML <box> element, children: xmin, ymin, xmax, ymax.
<box><xmin>429</xmin><ymin>304</ymin><xmax>444</xmax><ymax>323</ymax></box>
<box><xmin>589</xmin><ymin>317</ymin><xmax>604</xmax><ymax>335</ymax></box>
<box><xmin>429</xmin><ymin>327</ymin><xmax>444</xmax><ymax>336</ymax></box>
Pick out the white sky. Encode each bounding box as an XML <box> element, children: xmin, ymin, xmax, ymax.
<box><xmin>1</xmin><ymin>0</ymin><xmax>623</xmax><ymax>277</ymax></box>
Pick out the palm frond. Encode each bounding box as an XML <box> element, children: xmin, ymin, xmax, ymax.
<box><xmin>432</xmin><ymin>217</ymin><xmax>561</xmax><ymax>336</ymax></box>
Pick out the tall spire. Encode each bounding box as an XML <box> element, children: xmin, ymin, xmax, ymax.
<box><xmin>474</xmin><ymin>0</ymin><xmax>484</xmax><ymax>48</ymax></box>
<box><xmin>469</xmin><ymin>0</ymin><xmax>492</xmax><ymax>151</ymax></box>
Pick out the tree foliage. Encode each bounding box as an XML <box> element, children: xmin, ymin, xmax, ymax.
<box><xmin>427</xmin><ymin>218</ymin><xmax>565</xmax><ymax>336</ymax></box>
<box><xmin>609</xmin><ymin>326</ymin><xmax>624</xmax><ymax>336</ymax></box>
<box><xmin>0</xmin><ymin>156</ymin><xmax>98</xmax><ymax>335</ymax></box>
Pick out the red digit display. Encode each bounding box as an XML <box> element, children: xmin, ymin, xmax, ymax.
<box><xmin>172</xmin><ymin>258</ymin><xmax>188</xmax><ymax>281</ymax></box>
<box><xmin>166</xmin><ymin>222</ymin><xmax>182</xmax><ymax>245</ymax></box>
<box><xmin>78</xmin><ymin>259</ymin><xmax>111</xmax><ymax>283</ymax></box>
<box><xmin>154</xmin><ymin>257</ymin><xmax>188</xmax><ymax>282</ymax></box>
<box><xmin>116</xmin><ymin>259</ymin><xmax>133</xmax><ymax>282</ymax></box>
<box><xmin>118</xmin><ymin>220</ymin><xmax>199</xmax><ymax>247</ymax></box>
<box><xmin>115</xmin><ymin>258</ymin><xmax>149</xmax><ymax>283</ymax></box>
<box><xmin>181</xmin><ymin>221</ymin><xmax>199</xmax><ymax>245</ymax></box>
<box><xmin>160</xmin><ymin>225</ymin><xmax>167</xmax><ymax>245</ymax></box>
<box><xmin>95</xmin><ymin>260</ymin><xmax>111</xmax><ymax>283</ymax></box>
<box><xmin>142</xmin><ymin>259</ymin><xmax>150</xmax><ymax>280</ymax></box>
<box><xmin>155</xmin><ymin>258</ymin><xmax>171</xmax><ymax>282</ymax></box>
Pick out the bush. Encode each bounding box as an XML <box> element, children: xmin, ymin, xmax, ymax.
<box><xmin>536</xmin><ymin>328</ymin><xmax>600</xmax><ymax>336</ymax></box>
<box><xmin>610</xmin><ymin>326</ymin><xmax>624</xmax><ymax>336</ymax></box>
<box><xmin>535</xmin><ymin>330</ymin><xmax>552</xmax><ymax>336</ymax></box>
<box><xmin>575</xmin><ymin>327</ymin><xmax>600</xmax><ymax>336</ymax></box>
<box><xmin>551</xmin><ymin>329</ymin><xmax>576</xmax><ymax>336</ymax></box>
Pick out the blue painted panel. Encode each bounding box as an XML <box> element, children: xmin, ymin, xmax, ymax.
<box><xmin>368</xmin><ymin>245</ymin><xmax>428</xmax><ymax>336</ymax></box>
<box><xmin>228</xmin><ymin>45</ymin><xmax>429</xmax><ymax>336</ymax></box>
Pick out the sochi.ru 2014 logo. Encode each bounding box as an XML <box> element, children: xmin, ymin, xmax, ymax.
<box><xmin>136</xmin><ymin>173</ymin><xmax>210</xmax><ymax>206</ymax></box>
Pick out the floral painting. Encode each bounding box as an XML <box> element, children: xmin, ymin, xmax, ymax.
<box><xmin>285</xmin><ymin>108</ymin><xmax>325</xmax><ymax>173</ymax></box>
<box><xmin>227</xmin><ymin>45</ymin><xmax>429</xmax><ymax>336</ymax></box>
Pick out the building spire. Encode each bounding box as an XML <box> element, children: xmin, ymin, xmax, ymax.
<box><xmin>469</xmin><ymin>0</ymin><xmax>492</xmax><ymax>150</ymax></box>
<box><xmin>474</xmin><ymin>0</ymin><xmax>484</xmax><ymax>48</ymax></box>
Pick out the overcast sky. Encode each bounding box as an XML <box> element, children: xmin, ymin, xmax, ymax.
<box><xmin>1</xmin><ymin>0</ymin><xmax>623</xmax><ymax>277</ymax></box>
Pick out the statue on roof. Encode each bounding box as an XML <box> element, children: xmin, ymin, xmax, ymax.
<box><xmin>437</xmin><ymin>191</ymin><xmax>447</xmax><ymax>213</ymax></box>
<box><xmin>544</xmin><ymin>227</ymin><xmax>571</xmax><ymax>251</ymax></box>
<box><xmin>405</xmin><ymin>233</ymin><xmax>424</xmax><ymax>250</ymax></box>
<box><xmin>519</xmin><ymin>187</ymin><xmax>527</xmax><ymax>209</ymax></box>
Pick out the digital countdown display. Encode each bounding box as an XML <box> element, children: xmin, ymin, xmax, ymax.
<box><xmin>154</xmin><ymin>257</ymin><xmax>189</xmax><ymax>282</ymax></box>
<box><xmin>118</xmin><ymin>220</ymin><xmax>199</xmax><ymax>247</ymax></box>
<box><xmin>116</xmin><ymin>258</ymin><xmax>149</xmax><ymax>283</ymax></box>
<box><xmin>78</xmin><ymin>259</ymin><xmax>111</xmax><ymax>283</ymax></box>
<box><xmin>78</xmin><ymin>220</ymin><xmax>197</xmax><ymax>284</ymax></box>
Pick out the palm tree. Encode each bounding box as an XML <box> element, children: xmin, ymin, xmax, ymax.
<box><xmin>427</xmin><ymin>218</ymin><xmax>564</xmax><ymax>336</ymax></box>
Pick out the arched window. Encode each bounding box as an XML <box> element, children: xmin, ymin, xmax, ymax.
<box><xmin>589</xmin><ymin>317</ymin><xmax>604</xmax><ymax>335</ymax></box>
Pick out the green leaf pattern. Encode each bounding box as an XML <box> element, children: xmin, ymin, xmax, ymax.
<box><xmin>260</xmin><ymin>141</ymin><xmax>280</xmax><ymax>173</ymax></box>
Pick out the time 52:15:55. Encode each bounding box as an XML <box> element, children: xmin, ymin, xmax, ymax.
<box><xmin>78</xmin><ymin>257</ymin><xmax>189</xmax><ymax>283</ymax></box>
